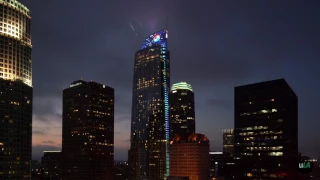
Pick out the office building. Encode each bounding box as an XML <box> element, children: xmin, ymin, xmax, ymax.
<box><xmin>0</xmin><ymin>0</ymin><xmax>32</xmax><ymax>179</ymax></box>
<box><xmin>61</xmin><ymin>80</ymin><xmax>114</xmax><ymax>179</ymax></box>
<box><xmin>170</xmin><ymin>133</ymin><xmax>209</xmax><ymax>180</ymax></box>
<box><xmin>114</xmin><ymin>161</ymin><xmax>129</xmax><ymax>180</ymax></box>
<box><xmin>234</xmin><ymin>79</ymin><xmax>298</xmax><ymax>179</ymax></box>
<box><xmin>209</xmin><ymin>152</ymin><xmax>233</xmax><ymax>179</ymax></box>
<box><xmin>170</xmin><ymin>82</ymin><xmax>195</xmax><ymax>138</ymax></box>
<box><xmin>129</xmin><ymin>29</ymin><xmax>170</xmax><ymax>180</ymax></box>
<box><xmin>31</xmin><ymin>160</ymin><xmax>41</xmax><ymax>180</ymax></box>
<box><xmin>222</xmin><ymin>129</ymin><xmax>234</xmax><ymax>157</ymax></box>
<box><xmin>41</xmin><ymin>151</ymin><xmax>61</xmax><ymax>180</ymax></box>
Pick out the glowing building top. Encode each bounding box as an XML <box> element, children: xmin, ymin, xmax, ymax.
<box><xmin>171</xmin><ymin>82</ymin><xmax>193</xmax><ymax>93</ymax></box>
<box><xmin>141</xmin><ymin>29</ymin><xmax>168</xmax><ymax>50</ymax></box>
<box><xmin>0</xmin><ymin>0</ymin><xmax>30</xmax><ymax>15</ymax></box>
<box><xmin>0</xmin><ymin>0</ymin><xmax>32</xmax><ymax>86</ymax></box>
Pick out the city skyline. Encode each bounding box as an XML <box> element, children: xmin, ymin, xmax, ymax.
<box><xmin>19</xmin><ymin>0</ymin><xmax>320</xmax><ymax>161</ymax></box>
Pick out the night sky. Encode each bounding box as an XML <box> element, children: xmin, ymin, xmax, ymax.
<box><xmin>19</xmin><ymin>0</ymin><xmax>320</xmax><ymax>161</ymax></box>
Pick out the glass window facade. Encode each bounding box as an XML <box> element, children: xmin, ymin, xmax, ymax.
<box><xmin>61</xmin><ymin>80</ymin><xmax>114</xmax><ymax>179</ymax></box>
<box><xmin>233</xmin><ymin>79</ymin><xmax>298</xmax><ymax>179</ymax></box>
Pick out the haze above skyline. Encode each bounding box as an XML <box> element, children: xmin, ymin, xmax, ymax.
<box><xmin>20</xmin><ymin>0</ymin><xmax>320</xmax><ymax>160</ymax></box>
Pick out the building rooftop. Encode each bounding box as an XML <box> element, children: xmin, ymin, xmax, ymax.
<box><xmin>171</xmin><ymin>82</ymin><xmax>193</xmax><ymax>92</ymax></box>
<box><xmin>171</xmin><ymin>133</ymin><xmax>209</xmax><ymax>144</ymax></box>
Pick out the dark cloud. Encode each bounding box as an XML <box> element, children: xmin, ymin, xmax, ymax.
<box><xmin>33</xmin><ymin>101</ymin><xmax>56</xmax><ymax>116</ymax></box>
<box><xmin>122</xmin><ymin>139</ymin><xmax>130</xmax><ymax>143</ymax></box>
<box><xmin>207</xmin><ymin>98</ymin><xmax>233</xmax><ymax>109</ymax></box>
<box><xmin>32</xmin><ymin>130</ymin><xmax>47</xmax><ymax>135</ymax></box>
<box><xmin>33</xmin><ymin>113</ymin><xmax>62</xmax><ymax>122</ymax></box>
<box><xmin>42</xmin><ymin>141</ymin><xmax>55</xmax><ymax>144</ymax></box>
<box><xmin>116</xmin><ymin>114</ymin><xmax>131</xmax><ymax>122</ymax></box>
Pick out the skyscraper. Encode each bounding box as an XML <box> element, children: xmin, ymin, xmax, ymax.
<box><xmin>170</xmin><ymin>133</ymin><xmax>209</xmax><ymax>180</ymax></box>
<box><xmin>0</xmin><ymin>0</ymin><xmax>32</xmax><ymax>179</ymax></box>
<box><xmin>234</xmin><ymin>79</ymin><xmax>298</xmax><ymax>179</ymax></box>
<box><xmin>61</xmin><ymin>80</ymin><xmax>114</xmax><ymax>179</ymax></box>
<box><xmin>170</xmin><ymin>82</ymin><xmax>195</xmax><ymax>138</ymax></box>
<box><xmin>41</xmin><ymin>151</ymin><xmax>61</xmax><ymax>180</ymax></box>
<box><xmin>222</xmin><ymin>129</ymin><xmax>234</xmax><ymax>157</ymax></box>
<box><xmin>129</xmin><ymin>29</ymin><xmax>170</xmax><ymax>180</ymax></box>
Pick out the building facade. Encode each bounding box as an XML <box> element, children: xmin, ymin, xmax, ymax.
<box><xmin>41</xmin><ymin>151</ymin><xmax>61</xmax><ymax>180</ymax></box>
<box><xmin>170</xmin><ymin>82</ymin><xmax>195</xmax><ymax>138</ymax></box>
<box><xmin>114</xmin><ymin>161</ymin><xmax>129</xmax><ymax>180</ymax></box>
<box><xmin>0</xmin><ymin>0</ymin><xmax>32</xmax><ymax>179</ymax></box>
<box><xmin>222</xmin><ymin>129</ymin><xmax>234</xmax><ymax>157</ymax></box>
<box><xmin>129</xmin><ymin>29</ymin><xmax>170</xmax><ymax>180</ymax></box>
<box><xmin>61</xmin><ymin>80</ymin><xmax>114</xmax><ymax>179</ymax></box>
<box><xmin>234</xmin><ymin>79</ymin><xmax>298</xmax><ymax>179</ymax></box>
<box><xmin>170</xmin><ymin>133</ymin><xmax>209</xmax><ymax>180</ymax></box>
<box><xmin>209</xmin><ymin>152</ymin><xmax>233</xmax><ymax>179</ymax></box>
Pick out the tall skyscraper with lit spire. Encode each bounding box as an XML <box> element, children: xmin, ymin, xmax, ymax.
<box><xmin>0</xmin><ymin>0</ymin><xmax>33</xmax><ymax>179</ymax></box>
<box><xmin>170</xmin><ymin>82</ymin><xmax>195</xmax><ymax>138</ymax></box>
<box><xmin>129</xmin><ymin>29</ymin><xmax>170</xmax><ymax>180</ymax></box>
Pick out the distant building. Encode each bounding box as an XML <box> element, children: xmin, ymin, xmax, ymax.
<box><xmin>170</xmin><ymin>82</ymin><xmax>195</xmax><ymax>138</ymax></box>
<box><xmin>114</xmin><ymin>161</ymin><xmax>129</xmax><ymax>180</ymax></box>
<box><xmin>61</xmin><ymin>80</ymin><xmax>114</xmax><ymax>179</ymax></box>
<box><xmin>209</xmin><ymin>152</ymin><xmax>232</xmax><ymax>179</ymax></box>
<box><xmin>41</xmin><ymin>151</ymin><xmax>61</xmax><ymax>180</ymax></box>
<box><xmin>170</xmin><ymin>133</ymin><xmax>209</xmax><ymax>180</ymax></box>
<box><xmin>167</xmin><ymin>176</ymin><xmax>189</xmax><ymax>180</ymax></box>
<box><xmin>234</xmin><ymin>79</ymin><xmax>299</xmax><ymax>179</ymax></box>
<box><xmin>311</xmin><ymin>160</ymin><xmax>320</xmax><ymax>179</ymax></box>
<box><xmin>222</xmin><ymin>129</ymin><xmax>234</xmax><ymax>157</ymax></box>
<box><xmin>31</xmin><ymin>160</ymin><xmax>41</xmax><ymax>180</ymax></box>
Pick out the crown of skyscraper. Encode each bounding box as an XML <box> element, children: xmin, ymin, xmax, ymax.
<box><xmin>171</xmin><ymin>82</ymin><xmax>193</xmax><ymax>93</ymax></box>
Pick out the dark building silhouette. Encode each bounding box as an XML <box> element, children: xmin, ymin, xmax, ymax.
<box><xmin>31</xmin><ymin>160</ymin><xmax>41</xmax><ymax>180</ymax></box>
<box><xmin>129</xmin><ymin>29</ymin><xmax>170</xmax><ymax>180</ymax></box>
<box><xmin>0</xmin><ymin>1</ymin><xmax>32</xmax><ymax>179</ymax></box>
<box><xmin>209</xmin><ymin>152</ymin><xmax>230</xmax><ymax>179</ymax></box>
<box><xmin>167</xmin><ymin>176</ymin><xmax>189</xmax><ymax>180</ymax></box>
<box><xmin>234</xmin><ymin>79</ymin><xmax>298</xmax><ymax>179</ymax></box>
<box><xmin>41</xmin><ymin>151</ymin><xmax>61</xmax><ymax>180</ymax></box>
<box><xmin>222</xmin><ymin>129</ymin><xmax>234</xmax><ymax>157</ymax></box>
<box><xmin>170</xmin><ymin>82</ymin><xmax>195</xmax><ymax>138</ymax></box>
<box><xmin>170</xmin><ymin>133</ymin><xmax>209</xmax><ymax>180</ymax></box>
<box><xmin>61</xmin><ymin>80</ymin><xmax>114</xmax><ymax>179</ymax></box>
<box><xmin>114</xmin><ymin>161</ymin><xmax>129</xmax><ymax>180</ymax></box>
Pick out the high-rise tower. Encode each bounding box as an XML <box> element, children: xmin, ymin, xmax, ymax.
<box><xmin>170</xmin><ymin>82</ymin><xmax>195</xmax><ymax>138</ymax></box>
<box><xmin>234</xmin><ymin>79</ymin><xmax>298</xmax><ymax>179</ymax></box>
<box><xmin>129</xmin><ymin>29</ymin><xmax>170</xmax><ymax>180</ymax></box>
<box><xmin>222</xmin><ymin>129</ymin><xmax>234</xmax><ymax>157</ymax></box>
<box><xmin>0</xmin><ymin>0</ymin><xmax>32</xmax><ymax>179</ymax></box>
<box><xmin>61</xmin><ymin>80</ymin><xmax>114</xmax><ymax>179</ymax></box>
